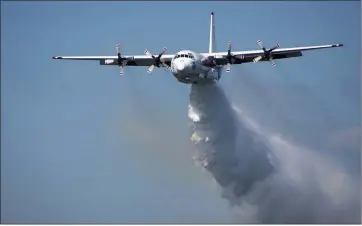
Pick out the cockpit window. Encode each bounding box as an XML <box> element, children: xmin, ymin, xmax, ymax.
<box><xmin>174</xmin><ymin>53</ymin><xmax>195</xmax><ymax>59</ymax></box>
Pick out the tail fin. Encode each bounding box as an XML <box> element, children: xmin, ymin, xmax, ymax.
<box><xmin>209</xmin><ymin>12</ymin><xmax>216</xmax><ymax>53</ymax></box>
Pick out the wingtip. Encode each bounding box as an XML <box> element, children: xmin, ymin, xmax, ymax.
<box><xmin>52</xmin><ymin>56</ymin><xmax>62</xmax><ymax>59</ymax></box>
<box><xmin>333</xmin><ymin>44</ymin><xmax>344</xmax><ymax>47</ymax></box>
<box><xmin>52</xmin><ymin>56</ymin><xmax>56</xmax><ymax>59</ymax></box>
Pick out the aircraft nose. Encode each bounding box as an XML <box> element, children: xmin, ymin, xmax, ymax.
<box><xmin>176</xmin><ymin>63</ymin><xmax>185</xmax><ymax>71</ymax></box>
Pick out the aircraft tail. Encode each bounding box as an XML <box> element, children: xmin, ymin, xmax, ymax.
<box><xmin>209</xmin><ymin>12</ymin><xmax>216</xmax><ymax>53</ymax></box>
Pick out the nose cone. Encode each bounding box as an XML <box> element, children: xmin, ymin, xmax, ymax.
<box><xmin>177</xmin><ymin>63</ymin><xmax>185</xmax><ymax>71</ymax></box>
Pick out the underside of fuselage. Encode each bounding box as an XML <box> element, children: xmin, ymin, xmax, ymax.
<box><xmin>173</xmin><ymin>66</ymin><xmax>222</xmax><ymax>85</ymax></box>
<box><xmin>176</xmin><ymin>76</ymin><xmax>217</xmax><ymax>85</ymax></box>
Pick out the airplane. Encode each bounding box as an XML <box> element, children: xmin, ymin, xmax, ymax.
<box><xmin>52</xmin><ymin>12</ymin><xmax>344</xmax><ymax>85</ymax></box>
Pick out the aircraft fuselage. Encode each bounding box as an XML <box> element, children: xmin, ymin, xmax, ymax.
<box><xmin>170</xmin><ymin>50</ymin><xmax>222</xmax><ymax>84</ymax></box>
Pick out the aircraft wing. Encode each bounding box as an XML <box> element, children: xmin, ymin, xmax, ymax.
<box><xmin>52</xmin><ymin>54</ymin><xmax>174</xmax><ymax>67</ymax></box>
<box><xmin>204</xmin><ymin>44</ymin><xmax>344</xmax><ymax>65</ymax></box>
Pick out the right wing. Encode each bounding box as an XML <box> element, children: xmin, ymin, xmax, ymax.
<box><xmin>52</xmin><ymin>54</ymin><xmax>174</xmax><ymax>67</ymax></box>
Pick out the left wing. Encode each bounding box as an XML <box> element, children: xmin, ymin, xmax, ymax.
<box><xmin>52</xmin><ymin>54</ymin><xmax>173</xmax><ymax>67</ymax></box>
<box><xmin>202</xmin><ymin>42</ymin><xmax>344</xmax><ymax>68</ymax></box>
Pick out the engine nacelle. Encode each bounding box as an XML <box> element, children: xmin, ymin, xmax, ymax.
<box><xmin>201</xmin><ymin>56</ymin><xmax>217</xmax><ymax>67</ymax></box>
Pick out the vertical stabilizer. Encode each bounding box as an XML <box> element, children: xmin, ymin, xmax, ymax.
<box><xmin>209</xmin><ymin>12</ymin><xmax>216</xmax><ymax>53</ymax></box>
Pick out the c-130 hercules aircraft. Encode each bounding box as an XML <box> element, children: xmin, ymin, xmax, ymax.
<box><xmin>52</xmin><ymin>12</ymin><xmax>343</xmax><ymax>85</ymax></box>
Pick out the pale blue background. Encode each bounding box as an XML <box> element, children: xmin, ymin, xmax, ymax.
<box><xmin>1</xmin><ymin>1</ymin><xmax>360</xmax><ymax>223</ymax></box>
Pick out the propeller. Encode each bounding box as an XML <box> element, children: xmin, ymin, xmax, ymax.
<box><xmin>253</xmin><ymin>40</ymin><xmax>280</xmax><ymax>67</ymax></box>
<box><xmin>116</xmin><ymin>44</ymin><xmax>128</xmax><ymax>75</ymax></box>
<box><xmin>144</xmin><ymin>47</ymin><xmax>169</xmax><ymax>73</ymax></box>
<box><xmin>225</xmin><ymin>41</ymin><xmax>244</xmax><ymax>72</ymax></box>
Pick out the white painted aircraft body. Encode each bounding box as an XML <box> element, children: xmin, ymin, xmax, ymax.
<box><xmin>52</xmin><ymin>12</ymin><xmax>343</xmax><ymax>85</ymax></box>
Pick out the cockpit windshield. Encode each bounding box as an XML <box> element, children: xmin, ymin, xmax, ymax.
<box><xmin>174</xmin><ymin>53</ymin><xmax>195</xmax><ymax>60</ymax></box>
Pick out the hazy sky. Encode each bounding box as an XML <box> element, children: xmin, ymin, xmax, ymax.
<box><xmin>1</xmin><ymin>1</ymin><xmax>360</xmax><ymax>223</ymax></box>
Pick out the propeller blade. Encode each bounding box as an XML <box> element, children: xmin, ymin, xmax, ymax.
<box><xmin>253</xmin><ymin>55</ymin><xmax>262</xmax><ymax>63</ymax></box>
<box><xmin>157</xmin><ymin>48</ymin><xmax>167</xmax><ymax>59</ymax></box>
<box><xmin>226</xmin><ymin>63</ymin><xmax>231</xmax><ymax>72</ymax></box>
<box><xmin>161</xmin><ymin>47</ymin><xmax>167</xmax><ymax>55</ymax></box>
<box><xmin>121</xmin><ymin>60</ymin><xmax>128</xmax><ymax>67</ymax></box>
<box><xmin>144</xmin><ymin>49</ymin><xmax>153</xmax><ymax>57</ymax></box>
<box><xmin>257</xmin><ymin>40</ymin><xmax>264</xmax><ymax>49</ymax></box>
<box><xmin>160</xmin><ymin>59</ymin><xmax>168</xmax><ymax>68</ymax></box>
<box><xmin>116</xmin><ymin>44</ymin><xmax>120</xmax><ymax>54</ymax></box>
<box><xmin>270</xmin><ymin>59</ymin><xmax>276</xmax><ymax>67</ymax></box>
<box><xmin>119</xmin><ymin>66</ymin><xmax>124</xmax><ymax>75</ymax></box>
<box><xmin>147</xmin><ymin>65</ymin><xmax>155</xmax><ymax>73</ymax></box>
<box><xmin>270</xmin><ymin>44</ymin><xmax>280</xmax><ymax>52</ymax></box>
<box><xmin>228</xmin><ymin>41</ymin><xmax>232</xmax><ymax>51</ymax></box>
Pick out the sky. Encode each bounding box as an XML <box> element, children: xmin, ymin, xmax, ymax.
<box><xmin>1</xmin><ymin>1</ymin><xmax>360</xmax><ymax>224</ymax></box>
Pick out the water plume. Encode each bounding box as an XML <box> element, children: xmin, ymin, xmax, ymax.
<box><xmin>188</xmin><ymin>82</ymin><xmax>360</xmax><ymax>223</ymax></box>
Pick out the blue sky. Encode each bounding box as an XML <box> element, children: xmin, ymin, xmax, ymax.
<box><xmin>1</xmin><ymin>1</ymin><xmax>360</xmax><ymax>223</ymax></box>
